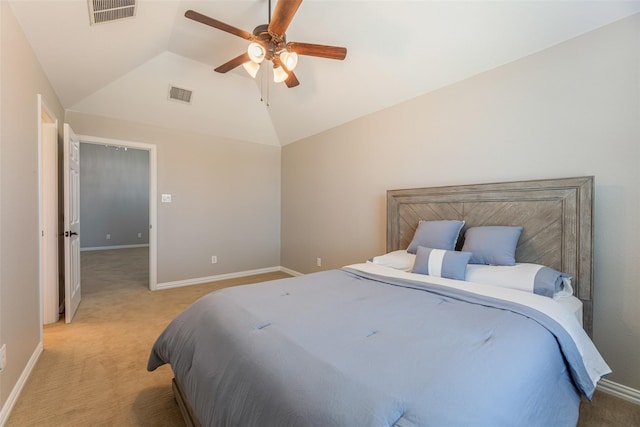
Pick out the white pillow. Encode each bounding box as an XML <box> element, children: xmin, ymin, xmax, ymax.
<box><xmin>465</xmin><ymin>263</ymin><xmax>573</xmax><ymax>298</ymax></box>
<box><xmin>369</xmin><ymin>250</ymin><xmax>416</xmax><ymax>271</ymax></box>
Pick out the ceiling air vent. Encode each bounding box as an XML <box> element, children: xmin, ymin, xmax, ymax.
<box><xmin>168</xmin><ymin>85</ymin><xmax>193</xmax><ymax>104</ymax></box>
<box><xmin>88</xmin><ymin>0</ymin><xmax>136</xmax><ymax>25</ymax></box>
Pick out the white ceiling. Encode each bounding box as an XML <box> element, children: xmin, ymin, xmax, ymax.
<box><xmin>9</xmin><ymin>0</ymin><xmax>640</xmax><ymax>146</ymax></box>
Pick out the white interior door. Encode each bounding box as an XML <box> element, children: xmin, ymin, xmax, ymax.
<box><xmin>64</xmin><ymin>124</ymin><xmax>81</xmax><ymax>323</ymax></box>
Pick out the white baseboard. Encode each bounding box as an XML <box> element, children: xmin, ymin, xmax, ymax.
<box><xmin>0</xmin><ymin>341</ymin><xmax>43</xmax><ymax>425</ymax></box>
<box><xmin>156</xmin><ymin>266</ymin><xmax>296</xmax><ymax>290</ymax></box>
<box><xmin>279</xmin><ymin>266</ymin><xmax>304</xmax><ymax>277</ymax></box>
<box><xmin>598</xmin><ymin>378</ymin><xmax>640</xmax><ymax>405</ymax></box>
<box><xmin>80</xmin><ymin>244</ymin><xmax>149</xmax><ymax>252</ymax></box>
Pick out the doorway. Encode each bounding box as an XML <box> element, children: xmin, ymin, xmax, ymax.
<box><xmin>77</xmin><ymin>135</ymin><xmax>158</xmax><ymax>290</ymax></box>
<box><xmin>41</xmin><ymin>133</ymin><xmax>158</xmax><ymax>324</ymax></box>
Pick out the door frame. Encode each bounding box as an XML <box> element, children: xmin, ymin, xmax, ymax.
<box><xmin>77</xmin><ymin>134</ymin><xmax>158</xmax><ymax>290</ymax></box>
<box><xmin>37</xmin><ymin>94</ymin><xmax>59</xmax><ymax>327</ymax></box>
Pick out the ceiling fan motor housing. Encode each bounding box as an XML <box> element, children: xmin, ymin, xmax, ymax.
<box><xmin>252</xmin><ymin>24</ymin><xmax>287</xmax><ymax>60</ymax></box>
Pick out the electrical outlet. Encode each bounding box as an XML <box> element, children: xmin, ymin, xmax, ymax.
<box><xmin>106</xmin><ymin>233</ymin><xmax>111</xmax><ymax>240</ymax></box>
<box><xmin>317</xmin><ymin>257</ymin><xmax>322</xmax><ymax>267</ymax></box>
<box><xmin>0</xmin><ymin>344</ymin><xmax>6</xmax><ymax>372</ymax></box>
<box><xmin>137</xmin><ymin>232</ymin><xmax>142</xmax><ymax>238</ymax></box>
<box><xmin>211</xmin><ymin>256</ymin><xmax>218</xmax><ymax>264</ymax></box>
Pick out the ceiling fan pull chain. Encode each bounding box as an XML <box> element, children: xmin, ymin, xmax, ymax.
<box><xmin>260</xmin><ymin>62</ymin><xmax>264</xmax><ymax>103</ymax></box>
<box><xmin>266</xmin><ymin>65</ymin><xmax>271</xmax><ymax>107</ymax></box>
<box><xmin>259</xmin><ymin>63</ymin><xmax>270</xmax><ymax>107</ymax></box>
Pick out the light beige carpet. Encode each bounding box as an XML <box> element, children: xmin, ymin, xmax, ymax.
<box><xmin>6</xmin><ymin>247</ymin><xmax>290</xmax><ymax>426</ymax></box>
<box><xmin>6</xmin><ymin>248</ymin><xmax>639</xmax><ymax>426</ymax></box>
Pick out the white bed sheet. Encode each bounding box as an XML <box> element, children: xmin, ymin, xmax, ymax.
<box><xmin>555</xmin><ymin>294</ymin><xmax>583</xmax><ymax>327</ymax></box>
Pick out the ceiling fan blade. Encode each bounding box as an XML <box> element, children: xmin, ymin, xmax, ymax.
<box><xmin>215</xmin><ymin>52</ymin><xmax>250</xmax><ymax>73</ymax></box>
<box><xmin>273</xmin><ymin>56</ymin><xmax>300</xmax><ymax>88</ymax></box>
<box><xmin>185</xmin><ymin>10</ymin><xmax>253</xmax><ymax>41</ymax></box>
<box><xmin>284</xmin><ymin>71</ymin><xmax>300</xmax><ymax>88</ymax></box>
<box><xmin>268</xmin><ymin>0</ymin><xmax>303</xmax><ymax>36</ymax></box>
<box><xmin>287</xmin><ymin>42</ymin><xmax>347</xmax><ymax>60</ymax></box>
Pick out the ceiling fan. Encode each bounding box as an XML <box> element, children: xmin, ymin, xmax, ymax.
<box><xmin>185</xmin><ymin>0</ymin><xmax>347</xmax><ymax>88</ymax></box>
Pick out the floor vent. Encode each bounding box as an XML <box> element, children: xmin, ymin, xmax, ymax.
<box><xmin>168</xmin><ymin>86</ymin><xmax>193</xmax><ymax>104</ymax></box>
<box><xmin>88</xmin><ymin>0</ymin><xmax>136</xmax><ymax>25</ymax></box>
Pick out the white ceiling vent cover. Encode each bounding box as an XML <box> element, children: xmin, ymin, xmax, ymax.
<box><xmin>168</xmin><ymin>86</ymin><xmax>193</xmax><ymax>104</ymax></box>
<box><xmin>88</xmin><ymin>0</ymin><xmax>136</xmax><ymax>25</ymax></box>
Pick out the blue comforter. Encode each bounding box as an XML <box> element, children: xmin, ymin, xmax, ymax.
<box><xmin>148</xmin><ymin>267</ymin><xmax>604</xmax><ymax>426</ymax></box>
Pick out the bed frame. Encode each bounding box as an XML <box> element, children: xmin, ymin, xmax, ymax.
<box><xmin>172</xmin><ymin>176</ymin><xmax>595</xmax><ymax>425</ymax></box>
<box><xmin>173</xmin><ymin>378</ymin><xmax>202</xmax><ymax>427</ymax></box>
<box><xmin>387</xmin><ymin>176</ymin><xmax>594</xmax><ymax>336</ymax></box>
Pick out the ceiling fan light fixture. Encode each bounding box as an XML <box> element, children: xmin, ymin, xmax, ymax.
<box><xmin>242</xmin><ymin>61</ymin><xmax>260</xmax><ymax>78</ymax></box>
<box><xmin>273</xmin><ymin>65</ymin><xmax>288</xmax><ymax>83</ymax></box>
<box><xmin>247</xmin><ymin>42</ymin><xmax>266</xmax><ymax>63</ymax></box>
<box><xmin>280</xmin><ymin>51</ymin><xmax>298</xmax><ymax>71</ymax></box>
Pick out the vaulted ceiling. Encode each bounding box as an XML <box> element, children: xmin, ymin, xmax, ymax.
<box><xmin>9</xmin><ymin>1</ymin><xmax>640</xmax><ymax>146</ymax></box>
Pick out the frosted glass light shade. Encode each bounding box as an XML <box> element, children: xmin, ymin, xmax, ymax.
<box><xmin>279</xmin><ymin>51</ymin><xmax>298</xmax><ymax>70</ymax></box>
<box><xmin>273</xmin><ymin>65</ymin><xmax>288</xmax><ymax>83</ymax></box>
<box><xmin>247</xmin><ymin>42</ymin><xmax>266</xmax><ymax>63</ymax></box>
<box><xmin>242</xmin><ymin>61</ymin><xmax>260</xmax><ymax>78</ymax></box>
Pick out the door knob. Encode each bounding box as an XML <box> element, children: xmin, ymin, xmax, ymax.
<box><xmin>64</xmin><ymin>231</ymin><xmax>78</xmax><ymax>237</ymax></box>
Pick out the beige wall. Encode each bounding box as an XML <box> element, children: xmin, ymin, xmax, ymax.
<box><xmin>0</xmin><ymin>0</ymin><xmax>65</xmax><ymax>411</ymax></box>
<box><xmin>66</xmin><ymin>112</ymin><xmax>281</xmax><ymax>284</ymax></box>
<box><xmin>282</xmin><ymin>14</ymin><xmax>640</xmax><ymax>390</ymax></box>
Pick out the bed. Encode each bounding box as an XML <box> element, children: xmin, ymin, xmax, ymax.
<box><xmin>148</xmin><ymin>176</ymin><xmax>610</xmax><ymax>427</ymax></box>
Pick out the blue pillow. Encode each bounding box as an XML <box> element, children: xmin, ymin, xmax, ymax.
<box><xmin>411</xmin><ymin>246</ymin><xmax>472</xmax><ymax>280</ymax></box>
<box><xmin>461</xmin><ymin>226</ymin><xmax>523</xmax><ymax>266</ymax></box>
<box><xmin>406</xmin><ymin>220</ymin><xmax>465</xmax><ymax>254</ymax></box>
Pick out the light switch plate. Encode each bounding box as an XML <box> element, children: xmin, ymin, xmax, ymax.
<box><xmin>161</xmin><ymin>194</ymin><xmax>172</xmax><ymax>203</ymax></box>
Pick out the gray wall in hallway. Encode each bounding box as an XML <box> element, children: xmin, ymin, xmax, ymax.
<box><xmin>80</xmin><ymin>143</ymin><xmax>149</xmax><ymax>248</ymax></box>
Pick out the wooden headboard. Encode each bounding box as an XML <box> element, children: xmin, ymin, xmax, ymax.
<box><xmin>387</xmin><ymin>176</ymin><xmax>594</xmax><ymax>336</ymax></box>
